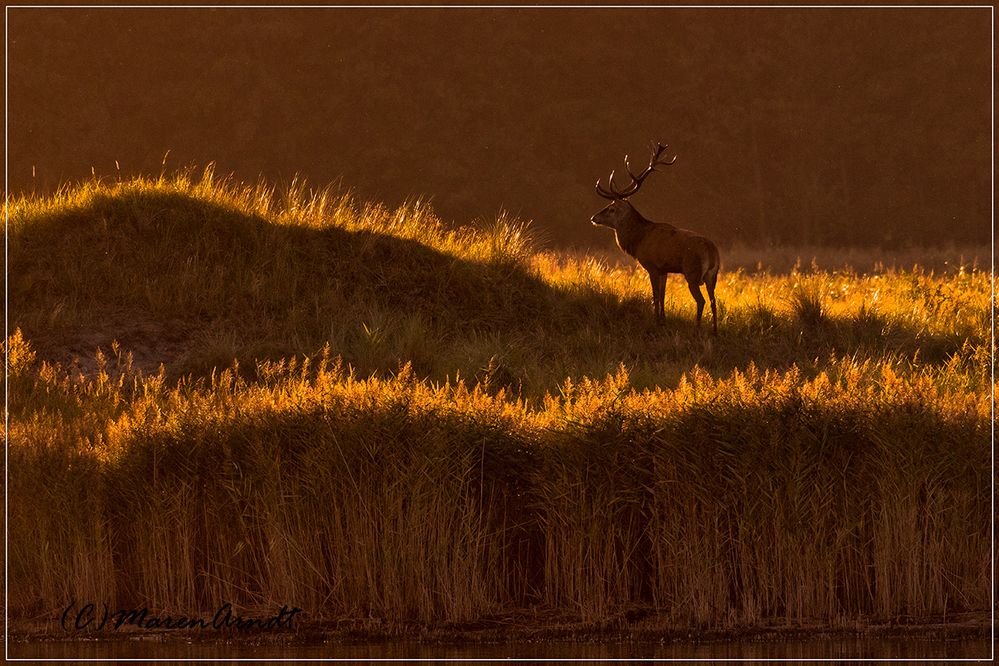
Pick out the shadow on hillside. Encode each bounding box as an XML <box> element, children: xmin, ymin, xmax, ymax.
<box><xmin>9</xmin><ymin>190</ymin><xmax>973</xmax><ymax>388</ymax></box>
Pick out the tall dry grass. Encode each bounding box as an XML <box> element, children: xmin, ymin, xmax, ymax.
<box><xmin>7</xmin><ymin>335</ymin><xmax>989</xmax><ymax>627</ymax></box>
<box><xmin>5</xmin><ymin>170</ymin><xmax>992</xmax><ymax>630</ymax></box>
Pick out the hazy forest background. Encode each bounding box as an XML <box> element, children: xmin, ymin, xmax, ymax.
<box><xmin>6</xmin><ymin>8</ymin><xmax>991</xmax><ymax>249</ymax></box>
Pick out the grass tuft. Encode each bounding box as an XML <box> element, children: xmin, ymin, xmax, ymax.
<box><xmin>790</xmin><ymin>280</ymin><xmax>827</xmax><ymax>329</ymax></box>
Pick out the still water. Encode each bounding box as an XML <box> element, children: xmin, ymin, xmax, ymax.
<box><xmin>9</xmin><ymin>637</ymin><xmax>991</xmax><ymax>664</ymax></box>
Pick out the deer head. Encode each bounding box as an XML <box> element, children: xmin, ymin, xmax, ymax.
<box><xmin>591</xmin><ymin>141</ymin><xmax>676</xmax><ymax>230</ymax></box>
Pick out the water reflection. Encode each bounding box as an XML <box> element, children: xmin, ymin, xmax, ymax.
<box><xmin>10</xmin><ymin>636</ymin><xmax>990</xmax><ymax>664</ymax></box>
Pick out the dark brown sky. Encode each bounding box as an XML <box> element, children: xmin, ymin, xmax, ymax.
<box><xmin>5</xmin><ymin>6</ymin><xmax>992</xmax><ymax>247</ymax></box>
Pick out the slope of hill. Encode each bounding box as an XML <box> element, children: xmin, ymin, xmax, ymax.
<box><xmin>8</xmin><ymin>169</ymin><xmax>986</xmax><ymax>392</ymax></box>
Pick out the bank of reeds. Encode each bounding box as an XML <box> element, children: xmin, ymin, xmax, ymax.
<box><xmin>7</xmin><ymin>332</ymin><xmax>990</xmax><ymax>628</ymax></box>
<box><xmin>5</xmin><ymin>170</ymin><xmax>992</xmax><ymax>631</ymax></box>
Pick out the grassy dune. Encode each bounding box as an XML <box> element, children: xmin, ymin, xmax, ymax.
<box><xmin>5</xmin><ymin>169</ymin><xmax>992</xmax><ymax>632</ymax></box>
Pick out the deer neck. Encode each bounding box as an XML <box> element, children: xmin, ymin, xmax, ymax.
<box><xmin>614</xmin><ymin>208</ymin><xmax>656</xmax><ymax>257</ymax></box>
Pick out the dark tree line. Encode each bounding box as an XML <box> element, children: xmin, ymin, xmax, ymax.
<box><xmin>8</xmin><ymin>8</ymin><xmax>991</xmax><ymax>247</ymax></box>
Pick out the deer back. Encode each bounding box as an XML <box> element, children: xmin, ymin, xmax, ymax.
<box><xmin>632</xmin><ymin>222</ymin><xmax>719</xmax><ymax>283</ymax></box>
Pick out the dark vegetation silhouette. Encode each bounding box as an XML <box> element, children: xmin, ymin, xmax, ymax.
<box><xmin>8</xmin><ymin>10</ymin><xmax>991</xmax><ymax>249</ymax></box>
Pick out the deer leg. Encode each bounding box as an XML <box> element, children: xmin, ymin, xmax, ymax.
<box><xmin>656</xmin><ymin>273</ymin><xmax>668</xmax><ymax>322</ymax></box>
<box><xmin>705</xmin><ymin>270</ymin><xmax>718</xmax><ymax>336</ymax></box>
<box><xmin>686</xmin><ymin>278</ymin><xmax>706</xmax><ymax>328</ymax></box>
<box><xmin>648</xmin><ymin>271</ymin><xmax>665</xmax><ymax>324</ymax></box>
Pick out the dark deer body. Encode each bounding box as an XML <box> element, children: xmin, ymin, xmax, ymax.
<box><xmin>591</xmin><ymin>142</ymin><xmax>720</xmax><ymax>334</ymax></box>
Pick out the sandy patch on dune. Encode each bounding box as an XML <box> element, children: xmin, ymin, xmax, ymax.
<box><xmin>25</xmin><ymin>313</ymin><xmax>208</xmax><ymax>378</ymax></box>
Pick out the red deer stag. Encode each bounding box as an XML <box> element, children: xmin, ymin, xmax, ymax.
<box><xmin>591</xmin><ymin>142</ymin><xmax>720</xmax><ymax>335</ymax></box>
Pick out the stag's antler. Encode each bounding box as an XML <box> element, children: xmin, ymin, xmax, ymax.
<box><xmin>595</xmin><ymin>141</ymin><xmax>677</xmax><ymax>200</ymax></box>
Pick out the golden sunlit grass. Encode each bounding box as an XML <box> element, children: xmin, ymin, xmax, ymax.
<box><xmin>5</xmin><ymin>169</ymin><xmax>992</xmax><ymax>632</ymax></box>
